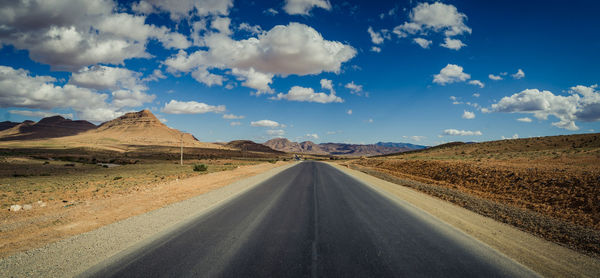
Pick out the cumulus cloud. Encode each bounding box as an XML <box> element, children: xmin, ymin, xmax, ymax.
<box><xmin>512</xmin><ymin>69</ymin><xmax>525</xmax><ymax>79</ymax></box>
<box><xmin>462</xmin><ymin>110</ymin><xmax>475</xmax><ymax>119</ymax></box>
<box><xmin>433</xmin><ymin>64</ymin><xmax>470</xmax><ymax>85</ymax></box>
<box><xmin>229</xmin><ymin>121</ymin><xmax>242</xmax><ymax>126</ymax></box>
<box><xmin>393</xmin><ymin>2</ymin><xmax>470</xmax><ymax>49</ymax></box>
<box><xmin>164</xmin><ymin>23</ymin><xmax>356</xmax><ymax>93</ymax></box>
<box><xmin>517</xmin><ymin>117</ymin><xmax>532</xmax><ymax>122</ymax></box>
<box><xmin>0</xmin><ymin>65</ymin><xmax>147</xmax><ymax>122</ymax></box>
<box><xmin>272</xmin><ymin>86</ymin><xmax>343</xmax><ymax>103</ymax></box>
<box><xmin>238</xmin><ymin>23</ymin><xmax>262</xmax><ymax>35</ymax></box>
<box><xmin>251</xmin><ymin>120</ymin><xmax>281</xmax><ymax>127</ymax></box>
<box><xmin>485</xmin><ymin>85</ymin><xmax>600</xmax><ymax>130</ymax></box>
<box><xmin>443</xmin><ymin>129</ymin><xmax>482</xmax><ymax>136</ymax></box>
<box><xmin>371</xmin><ymin>46</ymin><xmax>382</xmax><ymax>53</ymax></box>
<box><xmin>347</xmin><ymin>109</ymin><xmax>353</xmax><ymax>115</ymax></box>
<box><xmin>468</xmin><ymin>80</ymin><xmax>484</xmax><ymax>88</ymax></box>
<box><xmin>283</xmin><ymin>0</ymin><xmax>331</xmax><ymax>15</ymax></box>
<box><xmin>134</xmin><ymin>0</ymin><xmax>233</xmax><ymax>20</ymax></box>
<box><xmin>0</xmin><ymin>0</ymin><xmax>190</xmax><ymax>70</ymax></box>
<box><xmin>440</xmin><ymin>37</ymin><xmax>466</xmax><ymax>50</ymax></box>
<box><xmin>210</xmin><ymin>16</ymin><xmax>231</xmax><ymax>35</ymax></box>
<box><xmin>70</xmin><ymin>65</ymin><xmax>147</xmax><ymax>92</ymax></box>
<box><xmin>9</xmin><ymin>110</ymin><xmax>74</xmax><ymax>119</ymax></box>
<box><xmin>489</xmin><ymin>74</ymin><xmax>503</xmax><ymax>81</ymax></box>
<box><xmin>413</xmin><ymin>38</ymin><xmax>432</xmax><ymax>49</ymax></box>
<box><xmin>223</xmin><ymin>114</ymin><xmax>245</xmax><ymax>119</ymax></box>
<box><xmin>473</xmin><ymin>93</ymin><xmax>480</xmax><ymax>97</ymax></box>
<box><xmin>320</xmin><ymin>79</ymin><xmax>334</xmax><ymax>94</ymax></box>
<box><xmin>368</xmin><ymin>27</ymin><xmax>386</xmax><ymax>44</ymax></box>
<box><xmin>161</xmin><ymin>100</ymin><xmax>226</xmax><ymax>114</ymax></box>
<box><xmin>345</xmin><ymin>81</ymin><xmax>364</xmax><ymax>95</ymax></box>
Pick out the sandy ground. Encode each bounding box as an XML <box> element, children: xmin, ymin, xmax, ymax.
<box><xmin>329</xmin><ymin>162</ymin><xmax>600</xmax><ymax>278</ymax></box>
<box><xmin>0</xmin><ymin>161</ymin><xmax>290</xmax><ymax>259</ymax></box>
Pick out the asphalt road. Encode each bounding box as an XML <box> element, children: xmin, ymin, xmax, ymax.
<box><xmin>85</xmin><ymin>161</ymin><xmax>538</xmax><ymax>278</ymax></box>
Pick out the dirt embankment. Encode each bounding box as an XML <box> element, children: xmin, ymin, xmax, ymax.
<box><xmin>348</xmin><ymin>159</ymin><xmax>600</xmax><ymax>255</ymax></box>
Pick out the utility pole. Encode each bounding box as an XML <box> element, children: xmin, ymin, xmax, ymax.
<box><xmin>180</xmin><ymin>133</ymin><xmax>183</xmax><ymax>166</ymax></box>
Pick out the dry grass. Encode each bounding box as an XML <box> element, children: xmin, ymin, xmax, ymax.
<box><xmin>0</xmin><ymin>156</ymin><xmax>255</xmax><ymax>210</ymax></box>
<box><xmin>348</xmin><ymin>133</ymin><xmax>600</xmax><ymax>255</ymax></box>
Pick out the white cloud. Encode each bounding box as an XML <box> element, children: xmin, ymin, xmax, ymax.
<box><xmin>283</xmin><ymin>0</ymin><xmax>331</xmax><ymax>15</ymax></box>
<box><xmin>135</xmin><ymin>0</ymin><xmax>233</xmax><ymax>20</ymax></box>
<box><xmin>320</xmin><ymin>79</ymin><xmax>334</xmax><ymax>94</ymax></box>
<box><xmin>143</xmin><ymin>69</ymin><xmax>167</xmax><ymax>82</ymax></box>
<box><xmin>409</xmin><ymin>2</ymin><xmax>471</xmax><ymax>37</ymax></box>
<box><xmin>489</xmin><ymin>74</ymin><xmax>503</xmax><ymax>81</ymax></box>
<box><xmin>223</xmin><ymin>114</ymin><xmax>245</xmax><ymax>119</ymax></box>
<box><xmin>230</xmin><ymin>121</ymin><xmax>242</xmax><ymax>126</ymax></box>
<box><xmin>251</xmin><ymin>120</ymin><xmax>281</xmax><ymax>127</ymax></box>
<box><xmin>462</xmin><ymin>110</ymin><xmax>475</xmax><ymax>119</ymax></box>
<box><xmin>517</xmin><ymin>117</ymin><xmax>532</xmax><ymax>122</ymax></box>
<box><xmin>367</xmin><ymin>118</ymin><xmax>374</xmax><ymax>123</ymax></box>
<box><xmin>433</xmin><ymin>64</ymin><xmax>470</xmax><ymax>85</ymax></box>
<box><xmin>347</xmin><ymin>109</ymin><xmax>353</xmax><ymax>115</ymax></box>
<box><xmin>0</xmin><ymin>65</ymin><xmax>139</xmax><ymax>122</ymax></box>
<box><xmin>371</xmin><ymin>46</ymin><xmax>382</xmax><ymax>53</ymax></box>
<box><xmin>164</xmin><ymin>23</ymin><xmax>356</xmax><ymax>92</ymax></box>
<box><xmin>440</xmin><ymin>37</ymin><xmax>466</xmax><ymax>50</ymax></box>
<box><xmin>266</xmin><ymin>129</ymin><xmax>285</xmax><ymax>136</ymax></box>
<box><xmin>306</xmin><ymin>133</ymin><xmax>319</xmax><ymax>139</ymax></box>
<box><xmin>238</xmin><ymin>23</ymin><xmax>262</xmax><ymax>35</ymax></box>
<box><xmin>393</xmin><ymin>2</ymin><xmax>471</xmax><ymax>49</ymax></box>
<box><xmin>368</xmin><ymin>27</ymin><xmax>385</xmax><ymax>44</ymax></box>
<box><xmin>161</xmin><ymin>100</ymin><xmax>226</xmax><ymax>114</ymax></box>
<box><xmin>512</xmin><ymin>69</ymin><xmax>525</xmax><ymax>79</ymax></box>
<box><xmin>264</xmin><ymin>8</ymin><xmax>279</xmax><ymax>15</ymax></box>
<box><xmin>486</xmin><ymin>85</ymin><xmax>600</xmax><ymax>130</ymax></box>
<box><xmin>502</xmin><ymin>134</ymin><xmax>519</xmax><ymax>140</ymax></box>
<box><xmin>468</xmin><ymin>80</ymin><xmax>484</xmax><ymax>88</ymax></box>
<box><xmin>210</xmin><ymin>16</ymin><xmax>231</xmax><ymax>35</ymax></box>
<box><xmin>9</xmin><ymin>110</ymin><xmax>74</xmax><ymax>119</ymax></box>
<box><xmin>345</xmin><ymin>81</ymin><xmax>364</xmax><ymax>95</ymax></box>
<box><xmin>413</xmin><ymin>38</ymin><xmax>432</xmax><ymax>49</ymax></box>
<box><xmin>0</xmin><ymin>0</ymin><xmax>190</xmax><ymax>70</ymax></box>
<box><xmin>70</xmin><ymin>65</ymin><xmax>146</xmax><ymax>92</ymax></box>
<box><xmin>443</xmin><ymin>129</ymin><xmax>482</xmax><ymax>136</ymax></box>
<box><xmin>473</xmin><ymin>93</ymin><xmax>480</xmax><ymax>97</ymax></box>
<box><xmin>272</xmin><ymin>86</ymin><xmax>343</xmax><ymax>103</ymax></box>
<box><xmin>111</xmin><ymin>90</ymin><xmax>156</xmax><ymax>109</ymax></box>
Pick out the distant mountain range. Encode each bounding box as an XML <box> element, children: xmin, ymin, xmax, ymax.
<box><xmin>264</xmin><ymin>138</ymin><xmax>426</xmax><ymax>156</ymax></box>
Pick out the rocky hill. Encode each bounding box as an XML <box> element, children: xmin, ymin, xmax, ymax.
<box><xmin>264</xmin><ymin>138</ymin><xmax>425</xmax><ymax>156</ymax></box>
<box><xmin>0</xmin><ymin>116</ymin><xmax>96</xmax><ymax>141</ymax></box>
<box><xmin>225</xmin><ymin>140</ymin><xmax>282</xmax><ymax>153</ymax></box>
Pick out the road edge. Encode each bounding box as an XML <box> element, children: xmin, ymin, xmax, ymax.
<box><xmin>327</xmin><ymin>162</ymin><xmax>600</xmax><ymax>278</ymax></box>
<box><xmin>0</xmin><ymin>162</ymin><xmax>299</xmax><ymax>278</ymax></box>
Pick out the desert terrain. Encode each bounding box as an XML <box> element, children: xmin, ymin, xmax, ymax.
<box><xmin>343</xmin><ymin>133</ymin><xmax>600</xmax><ymax>255</ymax></box>
<box><xmin>0</xmin><ymin>110</ymin><xmax>289</xmax><ymax>257</ymax></box>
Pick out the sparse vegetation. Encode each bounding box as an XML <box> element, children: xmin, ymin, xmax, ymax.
<box><xmin>193</xmin><ymin>164</ymin><xmax>208</xmax><ymax>172</ymax></box>
<box><xmin>346</xmin><ymin>133</ymin><xmax>600</xmax><ymax>255</ymax></box>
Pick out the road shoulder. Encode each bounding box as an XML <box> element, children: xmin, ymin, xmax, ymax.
<box><xmin>0</xmin><ymin>162</ymin><xmax>298</xmax><ymax>277</ymax></box>
<box><xmin>328</xmin><ymin>162</ymin><xmax>600</xmax><ymax>278</ymax></box>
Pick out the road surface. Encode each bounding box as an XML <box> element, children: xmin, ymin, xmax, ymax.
<box><xmin>84</xmin><ymin>161</ymin><xmax>538</xmax><ymax>277</ymax></box>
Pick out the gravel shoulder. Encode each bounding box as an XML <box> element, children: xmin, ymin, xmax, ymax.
<box><xmin>0</xmin><ymin>162</ymin><xmax>297</xmax><ymax>277</ymax></box>
<box><xmin>329</xmin><ymin>162</ymin><xmax>600</xmax><ymax>278</ymax></box>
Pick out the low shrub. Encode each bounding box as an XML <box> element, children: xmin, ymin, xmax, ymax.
<box><xmin>193</xmin><ymin>164</ymin><xmax>208</xmax><ymax>172</ymax></box>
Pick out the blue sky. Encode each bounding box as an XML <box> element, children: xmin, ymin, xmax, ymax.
<box><xmin>1</xmin><ymin>0</ymin><xmax>599</xmax><ymax>145</ymax></box>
